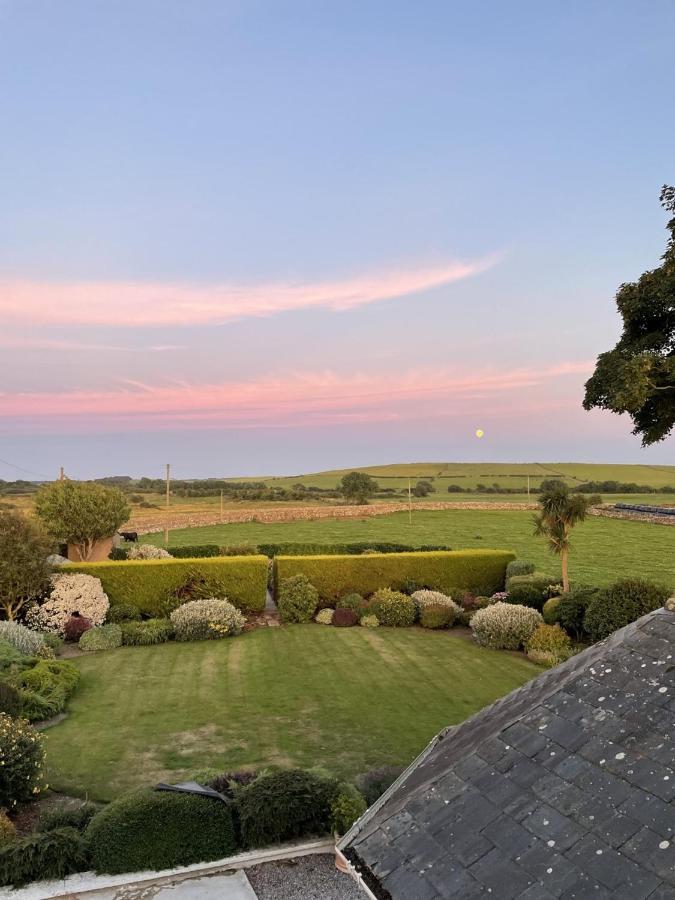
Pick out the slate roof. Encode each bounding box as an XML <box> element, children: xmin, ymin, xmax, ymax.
<box><xmin>341</xmin><ymin>608</ymin><xmax>675</xmax><ymax>899</ymax></box>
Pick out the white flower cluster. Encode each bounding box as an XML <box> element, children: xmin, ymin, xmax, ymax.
<box><xmin>315</xmin><ymin>608</ymin><xmax>334</xmax><ymax>625</ymax></box>
<box><xmin>170</xmin><ymin>598</ymin><xmax>245</xmax><ymax>641</ymax></box>
<box><xmin>127</xmin><ymin>544</ymin><xmax>173</xmax><ymax>560</ymax></box>
<box><xmin>411</xmin><ymin>590</ymin><xmax>461</xmax><ymax>615</ymax></box>
<box><xmin>27</xmin><ymin>573</ymin><xmax>109</xmax><ymax>636</ymax></box>
<box><xmin>470</xmin><ymin>601</ymin><xmax>543</xmax><ymax>650</ymax></box>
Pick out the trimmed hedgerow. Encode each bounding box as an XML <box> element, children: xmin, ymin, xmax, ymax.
<box><xmin>169</xmin><ymin>544</ymin><xmax>222</xmax><ymax>558</ymax></box>
<box><xmin>238</xmin><ymin>769</ymin><xmax>336</xmax><ymax>847</ymax></box>
<box><xmin>258</xmin><ymin>541</ymin><xmax>451</xmax><ymax>557</ymax></box>
<box><xmin>277</xmin><ymin>575</ymin><xmax>319</xmax><ymax>624</ymax></box>
<box><xmin>85</xmin><ymin>788</ymin><xmax>238</xmax><ymax>874</ymax></box>
<box><xmin>584</xmin><ymin>578</ymin><xmax>670</xmax><ymax>642</ymax></box>
<box><xmin>0</xmin><ymin>828</ymin><xmax>89</xmax><ymax>888</ymax></box>
<box><xmin>121</xmin><ymin>618</ymin><xmax>174</xmax><ymax>645</ymax></box>
<box><xmin>368</xmin><ymin>589</ymin><xmax>416</xmax><ymax>627</ymax></box>
<box><xmin>275</xmin><ymin>550</ymin><xmax>514</xmax><ymax>602</ymax></box>
<box><xmin>107</xmin><ymin>602</ymin><xmax>141</xmax><ymax>623</ymax></box>
<box><xmin>66</xmin><ymin>555</ymin><xmax>269</xmax><ymax>615</ymax></box>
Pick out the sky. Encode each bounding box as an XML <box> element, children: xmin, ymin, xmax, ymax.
<box><xmin>0</xmin><ymin>0</ymin><xmax>674</xmax><ymax>480</ymax></box>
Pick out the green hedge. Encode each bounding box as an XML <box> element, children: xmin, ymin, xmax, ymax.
<box><xmin>66</xmin><ymin>556</ymin><xmax>268</xmax><ymax>616</ymax></box>
<box><xmin>274</xmin><ymin>550</ymin><xmax>514</xmax><ymax>600</ymax></box>
<box><xmin>169</xmin><ymin>544</ymin><xmax>222</xmax><ymax>558</ymax></box>
<box><xmin>259</xmin><ymin>541</ymin><xmax>450</xmax><ymax>557</ymax></box>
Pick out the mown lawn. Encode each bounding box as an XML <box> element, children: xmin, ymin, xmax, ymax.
<box><xmin>44</xmin><ymin>627</ymin><xmax>538</xmax><ymax>802</ymax></box>
<box><xmin>144</xmin><ymin>509</ymin><xmax>675</xmax><ymax>588</ymax></box>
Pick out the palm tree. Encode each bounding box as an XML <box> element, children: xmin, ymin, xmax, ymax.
<box><xmin>533</xmin><ymin>481</ymin><xmax>591</xmax><ymax>592</ymax></box>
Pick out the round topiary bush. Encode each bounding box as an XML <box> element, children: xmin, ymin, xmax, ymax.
<box><xmin>584</xmin><ymin>578</ymin><xmax>670</xmax><ymax>642</ymax></box>
<box><xmin>170</xmin><ymin>598</ymin><xmax>245</xmax><ymax>641</ymax></box>
<box><xmin>27</xmin><ymin>573</ymin><xmax>109</xmax><ymax>636</ymax></box>
<box><xmin>368</xmin><ymin>589</ymin><xmax>416</xmax><ymax>627</ymax></box>
<box><xmin>359</xmin><ymin>614</ymin><xmax>379</xmax><ymax>628</ymax></box>
<box><xmin>64</xmin><ymin>614</ymin><xmax>92</xmax><ymax>643</ymax></box>
<box><xmin>315</xmin><ymin>608</ymin><xmax>334</xmax><ymax>625</ymax></box>
<box><xmin>237</xmin><ymin>769</ymin><xmax>336</xmax><ymax>847</ymax></box>
<box><xmin>420</xmin><ymin>604</ymin><xmax>456</xmax><ymax>629</ymax></box>
<box><xmin>79</xmin><ymin>624</ymin><xmax>123</xmax><ymax>652</ymax></box>
<box><xmin>542</xmin><ymin>597</ymin><xmax>561</xmax><ymax>625</ymax></box>
<box><xmin>470</xmin><ymin>602</ymin><xmax>543</xmax><ymax>650</ymax></box>
<box><xmin>85</xmin><ymin>789</ymin><xmax>238</xmax><ymax>874</ymax></box>
<box><xmin>277</xmin><ymin>575</ymin><xmax>319</xmax><ymax>623</ymax></box>
<box><xmin>526</xmin><ymin>624</ymin><xmax>572</xmax><ymax>667</ymax></box>
<box><xmin>332</xmin><ymin>608</ymin><xmax>358</xmax><ymax>627</ymax></box>
<box><xmin>0</xmin><ymin>713</ymin><xmax>45</xmax><ymax>809</ymax></box>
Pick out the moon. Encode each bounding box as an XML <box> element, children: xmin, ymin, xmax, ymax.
<box><xmin>475</xmin><ymin>429</ymin><xmax>484</xmax><ymax>438</ymax></box>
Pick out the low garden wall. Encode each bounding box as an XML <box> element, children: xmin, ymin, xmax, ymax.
<box><xmin>66</xmin><ymin>556</ymin><xmax>269</xmax><ymax>615</ymax></box>
<box><xmin>274</xmin><ymin>549</ymin><xmax>515</xmax><ymax>600</ymax></box>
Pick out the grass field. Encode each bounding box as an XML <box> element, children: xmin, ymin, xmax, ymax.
<box><xmin>44</xmin><ymin>627</ymin><xmax>538</xmax><ymax>801</ymax></box>
<box><xmin>144</xmin><ymin>508</ymin><xmax>675</xmax><ymax>588</ymax></box>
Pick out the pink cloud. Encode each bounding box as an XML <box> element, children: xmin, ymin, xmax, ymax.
<box><xmin>0</xmin><ymin>256</ymin><xmax>497</xmax><ymax>327</ymax></box>
<box><xmin>0</xmin><ymin>362</ymin><xmax>592</xmax><ymax>432</ymax></box>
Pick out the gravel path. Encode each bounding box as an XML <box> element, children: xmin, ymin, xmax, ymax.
<box><xmin>246</xmin><ymin>854</ymin><xmax>363</xmax><ymax>900</ymax></box>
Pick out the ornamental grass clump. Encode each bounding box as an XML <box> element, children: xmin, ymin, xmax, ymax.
<box><xmin>470</xmin><ymin>601</ymin><xmax>543</xmax><ymax>650</ymax></box>
<box><xmin>368</xmin><ymin>589</ymin><xmax>416</xmax><ymax>627</ymax></box>
<box><xmin>0</xmin><ymin>621</ymin><xmax>45</xmax><ymax>656</ymax></box>
<box><xmin>27</xmin><ymin>573</ymin><xmax>109</xmax><ymax>636</ymax></box>
<box><xmin>170</xmin><ymin>598</ymin><xmax>245</xmax><ymax>641</ymax></box>
<box><xmin>0</xmin><ymin>713</ymin><xmax>46</xmax><ymax>809</ymax></box>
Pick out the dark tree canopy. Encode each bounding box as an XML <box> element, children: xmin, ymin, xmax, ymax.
<box><xmin>339</xmin><ymin>471</ymin><xmax>379</xmax><ymax>504</ymax></box>
<box><xmin>0</xmin><ymin>511</ymin><xmax>54</xmax><ymax>620</ymax></box>
<box><xmin>583</xmin><ymin>186</ymin><xmax>675</xmax><ymax>445</ymax></box>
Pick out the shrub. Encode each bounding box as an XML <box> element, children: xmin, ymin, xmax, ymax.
<box><xmin>470</xmin><ymin>602</ymin><xmax>543</xmax><ymax>650</ymax></box>
<box><xmin>127</xmin><ymin>544</ymin><xmax>173</xmax><ymax>560</ymax></box>
<box><xmin>542</xmin><ymin>597</ymin><xmax>561</xmax><ymax>625</ymax></box>
<box><xmin>38</xmin><ymin>631</ymin><xmax>63</xmax><ymax>652</ymax></box>
<box><xmin>12</xmin><ymin>659</ymin><xmax>80</xmax><ymax>721</ymax></box>
<box><xmin>202</xmin><ymin>770</ymin><xmax>258</xmax><ymax>798</ymax></box>
<box><xmin>0</xmin><ymin>683</ymin><xmax>22</xmax><ymax>717</ymax></box>
<box><xmin>526</xmin><ymin>624</ymin><xmax>572</xmax><ymax>666</ymax></box>
<box><xmin>38</xmin><ymin>801</ymin><xmax>99</xmax><ymax>833</ymax></box>
<box><xmin>420</xmin><ymin>604</ymin><xmax>456</xmax><ymax>629</ymax></box>
<box><xmin>85</xmin><ymin>788</ymin><xmax>238</xmax><ymax>874</ymax></box>
<box><xmin>336</xmin><ymin>593</ymin><xmax>366</xmax><ymax>615</ymax></box>
<box><xmin>506</xmin><ymin>573</ymin><xmax>558</xmax><ymax>610</ymax></box>
<box><xmin>332</xmin><ymin>608</ymin><xmax>358</xmax><ymax>627</ymax></box>
<box><xmin>64</xmin><ymin>614</ymin><xmax>92</xmax><ymax>642</ymax></box>
<box><xmin>170</xmin><ymin>598</ymin><xmax>245</xmax><ymax>641</ymax></box>
<box><xmin>121</xmin><ymin>618</ymin><xmax>174</xmax><ymax>645</ymax></box>
<box><xmin>0</xmin><ymin>828</ymin><xmax>89</xmax><ymax>888</ymax></box>
<box><xmin>277</xmin><ymin>575</ymin><xmax>319</xmax><ymax>624</ymax></box>
<box><xmin>330</xmin><ymin>784</ymin><xmax>367</xmax><ymax>835</ymax></box>
<box><xmin>0</xmin><ymin>714</ymin><xmax>45</xmax><ymax>809</ymax></box>
<box><xmin>258</xmin><ymin>542</ymin><xmax>451</xmax><ymax>557</ymax></box>
<box><xmin>66</xmin><ymin>556</ymin><xmax>268</xmax><ymax>615</ymax></box>
<box><xmin>584</xmin><ymin>578</ymin><xmax>670</xmax><ymax>642</ymax></box>
<box><xmin>557</xmin><ymin>586</ymin><xmax>600</xmax><ymax>639</ymax></box>
<box><xmin>238</xmin><ymin>769</ymin><xmax>336</xmax><ymax>847</ymax></box>
<box><xmin>0</xmin><ymin>622</ymin><xmax>45</xmax><ymax>656</ymax></box>
<box><xmin>0</xmin><ymin>811</ymin><xmax>15</xmax><ymax>847</ymax></box>
<box><xmin>27</xmin><ymin>573</ymin><xmax>109</xmax><ymax>635</ymax></box>
<box><xmin>506</xmin><ymin>559</ymin><xmax>536</xmax><ymax>579</ymax></box>
<box><xmin>274</xmin><ymin>550</ymin><xmax>515</xmax><ymax>602</ymax></box>
<box><xmin>108</xmin><ymin>547</ymin><xmax>129</xmax><ymax>560</ymax></box>
<box><xmin>354</xmin><ymin>766</ymin><xmax>404</xmax><ymax>805</ymax></box>
<box><xmin>107</xmin><ymin>602</ymin><xmax>141</xmax><ymax>623</ymax></box>
<box><xmin>360</xmin><ymin>615</ymin><xmax>379</xmax><ymax>628</ymax></box>
<box><xmin>0</xmin><ymin>510</ymin><xmax>54</xmax><ymax>621</ymax></box>
<box><xmin>411</xmin><ymin>590</ymin><xmax>460</xmax><ymax>625</ymax></box>
<box><xmin>79</xmin><ymin>624</ymin><xmax>123</xmax><ymax>652</ymax></box>
<box><xmin>315</xmin><ymin>608</ymin><xmax>334</xmax><ymax>625</ymax></box>
<box><xmin>0</xmin><ymin>640</ymin><xmax>26</xmax><ymax>673</ymax></box>
<box><xmin>368</xmin><ymin>589</ymin><xmax>416</xmax><ymax>627</ymax></box>
<box><xmin>170</xmin><ymin>544</ymin><xmax>222</xmax><ymax>558</ymax></box>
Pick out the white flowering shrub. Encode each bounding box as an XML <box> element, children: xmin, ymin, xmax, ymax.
<box><xmin>170</xmin><ymin>598</ymin><xmax>245</xmax><ymax>641</ymax></box>
<box><xmin>0</xmin><ymin>621</ymin><xmax>46</xmax><ymax>655</ymax></box>
<box><xmin>315</xmin><ymin>608</ymin><xmax>334</xmax><ymax>625</ymax></box>
<box><xmin>27</xmin><ymin>573</ymin><xmax>109</xmax><ymax>636</ymax></box>
<box><xmin>127</xmin><ymin>544</ymin><xmax>173</xmax><ymax>560</ymax></box>
<box><xmin>412</xmin><ymin>590</ymin><xmax>461</xmax><ymax>615</ymax></box>
<box><xmin>470</xmin><ymin>602</ymin><xmax>543</xmax><ymax>650</ymax></box>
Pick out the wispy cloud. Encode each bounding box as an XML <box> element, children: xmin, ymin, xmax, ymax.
<box><xmin>0</xmin><ymin>256</ymin><xmax>498</xmax><ymax>328</ymax></box>
<box><xmin>0</xmin><ymin>361</ymin><xmax>592</xmax><ymax>432</ymax></box>
<box><xmin>0</xmin><ymin>336</ymin><xmax>185</xmax><ymax>352</ymax></box>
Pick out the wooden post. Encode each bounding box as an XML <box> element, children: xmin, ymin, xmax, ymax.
<box><xmin>164</xmin><ymin>463</ymin><xmax>171</xmax><ymax>546</ymax></box>
<box><xmin>59</xmin><ymin>466</ymin><xmax>65</xmax><ymax>481</ymax></box>
<box><xmin>527</xmin><ymin>474</ymin><xmax>530</xmax><ymax>500</ymax></box>
<box><xmin>408</xmin><ymin>478</ymin><xmax>412</xmax><ymax>525</ymax></box>
<box><xmin>220</xmin><ymin>489</ymin><xmax>224</xmax><ymax>521</ymax></box>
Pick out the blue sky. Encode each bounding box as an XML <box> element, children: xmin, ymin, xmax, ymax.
<box><xmin>0</xmin><ymin>1</ymin><xmax>673</xmax><ymax>479</ymax></box>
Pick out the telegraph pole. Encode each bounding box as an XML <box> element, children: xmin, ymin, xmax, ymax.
<box><xmin>164</xmin><ymin>464</ymin><xmax>171</xmax><ymax>546</ymax></box>
<box><xmin>59</xmin><ymin>467</ymin><xmax>65</xmax><ymax>481</ymax></box>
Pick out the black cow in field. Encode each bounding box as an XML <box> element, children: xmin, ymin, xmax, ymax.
<box><xmin>118</xmin><ymin>531</ymin><xmax>138</xmax><ymax>542</ymax></box>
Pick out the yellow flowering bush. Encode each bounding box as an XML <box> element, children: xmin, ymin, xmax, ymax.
<box><xmin>0</xmin><ymin>714</ymin><xmax>46</xmax><ymax>809</ymax></box>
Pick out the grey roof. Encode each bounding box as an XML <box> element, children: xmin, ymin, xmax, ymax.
<box><xmin>342</xmin><ymin>608</ymin><xmax>675</xmax><ymax>899</ymax></box>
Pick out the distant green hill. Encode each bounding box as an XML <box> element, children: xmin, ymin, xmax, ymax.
<box><xmin>228</xmin><ymin>462</ymin><xmax>675</xmax><ymax>492</ymax></box>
